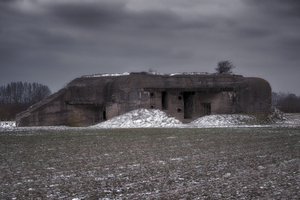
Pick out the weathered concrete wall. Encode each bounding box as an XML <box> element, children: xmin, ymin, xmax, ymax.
<box><xmin>235</xmin><ymin>78</ymin><xmax>271</xmax><ymax>113</ymax></box>
<box><xmin>16</xmin><ymin>72</ymin><xmax>272</xmax><ymax>127</ymax></box>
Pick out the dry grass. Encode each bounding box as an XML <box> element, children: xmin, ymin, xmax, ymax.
<box><xmin>1</xmin><ymin>127</ymin><xmax>300</xmax><ymax>199</ymax></box>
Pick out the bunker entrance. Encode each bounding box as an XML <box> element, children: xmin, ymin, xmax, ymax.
<box><xmin>103</xmin><ymin>110</ymin><xmax>106</xmax><ymax>121</ymax></box>
<box><xmin>162</xmin><ymin>91</ymin><xmax>168</xmax><ymax>110</ymax></box>
<box><xmin>94</xmin><ymin>106</ymin><xmax>106</xmax><ymax>123</ymax></box>
<box><xmin>183</xmin><ymin>92</ymin><xmax>194</xmax><ymax>119</ymax></box>
<box><xmin>201</xmin><ymin>103</ymin><xmax>211</xmax><ymax>115</ymax></box>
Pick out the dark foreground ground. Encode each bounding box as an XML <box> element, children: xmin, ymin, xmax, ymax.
<box><xmin>1</xmin><ymin>127</ymin><xmax>300</xmax><ymax>199</ymax></box>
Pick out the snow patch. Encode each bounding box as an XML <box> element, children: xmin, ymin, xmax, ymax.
<box><xmin>0</xmin><ymin>121</ymin><xmax>16</xmax><ymax>128</ymax></box>
<box><xmin>82</xmin><ymin>72</ymin><xmax>130</xmax><ymax>78</ymax></box>
<box><xmin>90</xmin><ymin>109</ymin><xmax>300</xmax><ymax>128</ymax></box>
<box><xmin>91</xmin><ymin>109</ymin><xmax>183</xmax><ymax>128</ymax></box>
<box><xmin>169</xmin><ymin>72</ymin><xmax>211</xmax><ymax>76</ymax></box>
<box><xmin>82</xmin><ymin>71</ymin><xmax>215</xmax><ymax>78</ymax></box>
<box><xmin>189</xmin><ymin>114</ymin><xmax>254</xmax><ymax>127</ymax></box>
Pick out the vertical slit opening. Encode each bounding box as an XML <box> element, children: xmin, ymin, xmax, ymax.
<box><xmin>103</xmin><ymin>110</ymin><xmax>106</xmax><ymax>120</ymax></box>
<box><xmin>162</xmin><ymin>91</ymin><xmax>168</xmax><ymax>110</ymax></box>
<box><xmin>183</xmin><ymin>92</ymin><xmax>193</xmax><ymax>119</ymax></box>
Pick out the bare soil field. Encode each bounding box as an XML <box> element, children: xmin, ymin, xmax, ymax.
<box><xmin>1</xmin><ymin>127</ymin><xmax>300</xmax><ymax>199</ymax></box>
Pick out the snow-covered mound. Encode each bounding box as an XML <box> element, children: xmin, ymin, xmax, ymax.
<box><xmin>189</xmin><ymin>114</ymin><xmax>255</xmax><ymax>127</ymax></box>
<box><xmin>91</xmin><ymin>109</ymin><xmax>183</xmax><ymax>128</ymax></box>
<box><xmin>91</xmin><ymin>109</ymin><xmax>300</xmax><ymax>129</ymax></box>
<box><xmin>82</xmin><ymin>72</ymin><xmax>130</xmax><ymax>78</ymax></box>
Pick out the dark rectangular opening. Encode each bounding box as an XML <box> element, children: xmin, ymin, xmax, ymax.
<box><xmin>103</xmin><ymin>110</ymin><xmax>106</xmax><ymax>120</ymax></box>
<box><xmin>162</xmin><ymin>91</ymin><xmax>168</xmax><ymax>110</ymax></box>
<box><xmin>93</xmin><ymin>106</ymin><xmax>107</xmax><ymax>123</ymax></box>
<box><xmin>201</xmin><ymin>103</ymin><xmax>211</xmax><ymax>115</ymax></box>
<box><xmin>183</xmin><ymin>92</ymin><xmax>194</xmax><ymax>119</ymax></box>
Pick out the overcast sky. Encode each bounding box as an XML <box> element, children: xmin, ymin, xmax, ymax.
<box><xmin>1</xmin><ymin>0</ymin><xmax>300</xmax><ymax>95</ymax></box>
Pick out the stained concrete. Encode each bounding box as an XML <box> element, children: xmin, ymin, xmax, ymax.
<box><xmin>16</xmin><ymin>72</ymin><xmax>272</xmax><ymax>127</ymax></box>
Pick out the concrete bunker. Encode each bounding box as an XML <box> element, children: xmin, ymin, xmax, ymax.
<box><xmin>16</xmin><ymin>72</ymin><xmax>272</xmax><ymax>127</ymax></box>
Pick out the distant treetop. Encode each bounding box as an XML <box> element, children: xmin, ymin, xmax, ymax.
<box><xmin>215</xmin><ymin>61</ymin><xmax>235</xmax><ymax>74</ymax></box>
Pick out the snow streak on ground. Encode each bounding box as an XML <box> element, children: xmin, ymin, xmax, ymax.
<box><xmin>1</xmin><ymin>109</ymin><xmax>299</xmax><ymax>131</ymax></box>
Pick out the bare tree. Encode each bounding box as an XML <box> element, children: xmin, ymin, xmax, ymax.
<box><xmin>215</xmin><ymin>61</ymin><xmax>235</xmax><ymax>74</ymax></box>
<box><xmin>0</xmin><ymin>82</ymin><xmax>51</xmax><ymax>120</ymax></box>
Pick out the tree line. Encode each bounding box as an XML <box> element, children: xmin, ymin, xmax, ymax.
<box><xmin>272</xmin><ymin>92</ymin><xmax>300</xmax><ymax>113</ymax></box>
<box><xmin>0</xmin><ymin>82</ymin><xmax>51</xmax><ymax>120</ymax></box>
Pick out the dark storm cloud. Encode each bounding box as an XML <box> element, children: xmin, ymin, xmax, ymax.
<box><xmin>50</xmin><ymin>2</ymin><xmax>125</xmax><ymax>28</ymax></box>
<box><xmin>277</xmin><ymin>37</ymin><xmax>300</xmax><ymax>61</ymax></box>
<box><xmin>0</xmin><ymin>0</ymin><xmax>197</xmax><ymax>89</ymax></box>
<box><xmin>236</xmin><ymin>27</ymin><xmax>273</xmax><ymax>39</ymax></box>
<box><xmin>0</xmin><ymin>0</ymin><xmax>300</xmax><ymax>95</ymax></box>
<box><xmin>0</xmin><ymin>1</ymin><xmax>84</xmax><ymax>65</ymax></box>
<box><xmin>39</xmin><ymin>1</ymin><xmax>200</xmax><ymax>61</ymax></box>
<box><xmin>244</xmin><ymin>0</ymin><xmax>300</xmax><ymax>18</ymax></box>
<box><xmin>236</xmin><ymin>0</ymin><xmax>300</xmax><ymax>61</ymax></box>
<box><xmin>49</xmin><ymin>1</ymin><xmax>212</xmax><ymax>33</ymax></box>
<box><xmin>0</xmin><ymin>0</ymin><xmax>18</xmax><ymax>3</ymax></box>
